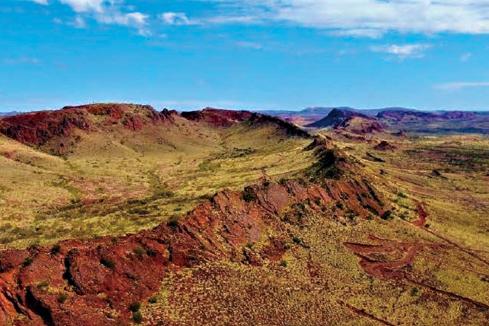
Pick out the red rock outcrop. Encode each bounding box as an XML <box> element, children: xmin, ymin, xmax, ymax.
<box><xmin>0</xmin><ymin>104</ymin><xmax>178</xmax><ymax>149</ymax></box>
<box><xmin>180</xmin><ymin>108</ymin><xmax>254</xmax><ymax>127</ymax></box>
<box><xmin>181</xmin><ymin>108</ymin><xmax>310</xmax><ymax>138</ymax></box>
<box><xmin>373</xmin><ymin>140</ymin><xmax>396</xmax><ymax>151</ymax></box>
<box><xmin>0</xmin><ymin>142</ymin><xmax>386</xmax><ymax>325</ymax></box>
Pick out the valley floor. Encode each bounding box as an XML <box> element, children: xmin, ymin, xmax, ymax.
<box><xmin>0</xmin><ymin>112</ymin><xmax>488</xmax><ymax>325</ymax></box>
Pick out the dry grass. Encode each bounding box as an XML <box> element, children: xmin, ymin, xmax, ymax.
<box><xmin>0</xmin><ymin>124</ymin><xmax>314</xmax><ymax>248</ymax></box>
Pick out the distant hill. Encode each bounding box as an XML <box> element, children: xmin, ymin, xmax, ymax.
<box><xmin>306</xmin><ymin>108</ymin><xmax>368</xmax><ymax>128</ymax></box>
<box><xmin>0</xmin><ymin>104</ymin><xmax>310</xmax><ymax>156</ymax></box>
<box><xmin>377</xmin><ymin>109</ymin><xmax>489</xmax><ymax>134</ymax></box>
<box><xmin>261</xmin><ymin>106</ymin><xmax>489</xmax><ymax>134</ymax></box>
<box><xmin>259</xmin><ymin>107</ymin><xmax>355</xmax><ymax>126</ymax></box>
<box><xmin>0</xmin><ymin>111</ymin><xmax>21</xmax><ymax>117</ymax></box>
<box><xmin>305</xmin><ymin>108</ymin><xmax>384</xmax><ymax>134</ymax></box>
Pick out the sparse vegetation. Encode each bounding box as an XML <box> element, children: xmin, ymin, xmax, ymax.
<box><xmin>132</xmin><ymin>311</ymin><xmax>143</xmax><ymax>324</ymax></box>
<box><xmin>133</xmin><ymin>246</ymin><xmax>146</xmax><ymax>258</ymax></box>
<box><xmin>57</xmin><ymin>293</ymin><xmax>68</xmax><ymax>304</ymax></box>
<box><xmin>129</xmin><ymin>302</ymin><xmax>141</xmax><ymax>312</ymax></box>
<box><xmin>100</xmin><ymin>257</ymin><xmax>115</xmax><ymax>269</ymax></box>
<box><xmin>2</xmin><ymin>108</ymin><xmax>489</xmax><ymax>326</ymax></box>
<box><xmin>50</xmin><ymin>244</ymin><xmax>61</xmax><ymax>255</ymax></box>
<box><xmin>21</xmin><ymin>257</ymin><xmax>33</xmax><ymax>267</ymax></box>
<box><xmin>0</xmin><ymin>123</ymin><xmax>314</xmax><ymax>249</ymax></box>
<box><xmin>242</xmin><ymin>187</ymin><xmax>257</xmax><ymax>202</ymax></box>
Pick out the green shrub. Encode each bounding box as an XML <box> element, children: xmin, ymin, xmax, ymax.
<box><xmin>37</xmin><ymin>281</ymin><xmax>49</xmax><ymax>290</ymax></box>
<box><xmin>381</xmin><ymin>210</ymin><xmax>393</xmax><ymax>220</ymax></box>
<box><xmin>22</xmin><ymin>257</ymin><xmax>33</xmax><ymax>268</ymax></box>
<box><xmin>242</xmin><ymin>187</ymin><xmax>257</xmax><ymax>202</ymax></box>
<box><xmin>397</xmin><ymin>191</ymin><xmax>407</xmax><ymax>198</ymax></box>
<box><xmin>133</xmin><ymin>246</ymin><xmax>146</xmax><ymax>258</ymax></box>
<box><xmin>129</xmin><ymin>302</ymin><xmax>141</xmax><ymax>312</ymax></box>
<box><xmin>132</xmin><ymin>311</ymin><xmax>143</xmax><ymax>324</ymax></box>
<box><xmin>410</xmin><ymin>287</ymin><xmax>419</xmax><ymax>296</ymax></box>
<box><xmin>51</xmin><ymin>244</ymin><xmax>61</xmax><ymax>255</ymax></box>
<box><xmin>167</xmin><ymin>216</ymin><xmax>179</xmax><ymax>228</ymax></box>
<box><xmin>57</xmin><ymin>293</ymin><xmax>68</xmax><ymax>304</ymax></box>
<box><xmin>100</xmin><ymin>257</ymin><xmax>115</xmax><ymax>269</ymax></box>
<box><xmin>292</xmin><ymin>236</ymin><xmax>301</xmax><ymax>244</ymax></box>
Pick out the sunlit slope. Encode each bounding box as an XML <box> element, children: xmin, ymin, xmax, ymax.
<box><xmin>0</xmin><ymin>113</ymin><xmax>314</xmax><ymax>249</ymax></box>
<box><xmin>141</xmin><ymin>132</ymin><xmax>489</xmax><ymax>326</ymax></box>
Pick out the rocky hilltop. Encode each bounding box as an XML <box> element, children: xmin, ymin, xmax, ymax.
<box><xmin>0</xmin><ymin>139</ymin><xmax>387</xmax><ymax>325</ymax></box>
<box><xmin>306</xmin><ymin>108</ymin><xmax>384</xmax><ymax>134</ymax></box>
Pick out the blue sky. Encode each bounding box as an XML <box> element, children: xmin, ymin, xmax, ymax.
<box><xmin>2</xmin><ymin>0</ymin><xmax>489</xmax><ymax>112</ymax></box>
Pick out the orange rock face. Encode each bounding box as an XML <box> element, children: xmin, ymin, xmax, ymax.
<box><xmin>0</xmin><ymin>104</ymin><xmax>178</xmax><ymax>149</ymax></box>
<box><xmin>0</xmin><ymin>165</ymin><xmax>386</xmax><ymax>325</ymax></box>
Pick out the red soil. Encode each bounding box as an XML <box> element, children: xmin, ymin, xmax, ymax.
<box><xmin>344</xmin><ymin>235</ymin><xmax>421</xmax><ymax>280</ymax></box>
<box><xmin>0</xmin><ymin>155</ymin><xmax>387</xmax><ymax>325</ymax></box>
<box><xmin>413</xmin><ymin>203</ymin><xmax>489</xmax><ymax>267</ymax></box>
<box><xmin>412</xmin><ymin>203</ymin><xmax>428</xmax><ymax>227</ymax></box>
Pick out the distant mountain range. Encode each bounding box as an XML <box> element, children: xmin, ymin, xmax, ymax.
<box><xmin>0</xmin><ymin>111</ymin><xmax>20</xmax><ymax>117</ymax></box>
<box><xmin>260</xmin><ymin>107</ymin><xmax>489</xmax><ymax>135</ymax></box>
<box><xmin>3</xmin><ymin>106</ymin><xmax>489</xmax><ymax>135</ymax></box>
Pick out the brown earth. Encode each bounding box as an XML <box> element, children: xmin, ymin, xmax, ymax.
<box><xmin>0</xmin><ymin>140</ymin><xmax>387</xmax><ymax>325</ymax></box>
<box><xmin>0</xmin><ymin>104</ymin><xmax>179</xmax><ymax>155</ymax></box>
<box><xmin>374</xmin><ymin>140</ymin><xmax>397</xmax><ymax>151</ymax></box>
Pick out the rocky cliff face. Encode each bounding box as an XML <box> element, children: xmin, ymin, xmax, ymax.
<box><xmin>0</xmin><ymin>104</ymin><xmax>178</xmax><ymax>150</ymax></box>
<box><xmin>306</xmin><ymin>109</ymin><xmax>385</xmax><ymax>134</ymax></box>
<box><xmin>0</xmin><ymin>141</ymin><xmax>386</xmax><ymax>325</ymax></box>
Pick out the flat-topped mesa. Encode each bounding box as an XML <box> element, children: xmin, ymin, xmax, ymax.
<box><xmin>0</xmin><ymin>103</ymin><xmax>178</xmax><ymax>148</ymax></box>
<box><xmin>377</xmin><ymin>109</ymin><xmax>478</xmax><ymax>122</ymax></box>
<box><xmin>60</xmin><ymin>103</ymin><xmax>179</xmax><ymax>130</ymax></box>
<box><xmin>181</xmin><ymin>107</ymin><xmax>255</xmax><ymax>127</ymax></box>
<box><xmin>0</xmin><ymin>138</ymin><xmax>386</xmax><ymax>325</ymax></box>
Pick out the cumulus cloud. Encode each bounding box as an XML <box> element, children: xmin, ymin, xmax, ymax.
<box><xmin>31</xmin><ymin>0</ymin><xmax>149</xmax><ymax>35</ymax></box>
<box><xmin>160</xmin><ymin>12</ymin><xmax>192</xmax><ymax>26</ymax></box>
<box><xmin>435</xmin><ymin>82</ymin><xmax>489</xmax><ymax>90</ymax></box>
<box><xmin>31</xmin><ymin>0</ymin><xmax>489</xmax><ymax>38</ymax></box>
<box><xmin>171</xmin><ymin>0</ymin><xmax>489</xmax><ymax>37</ymax></box>
<box><xmin>59</xmin><ymin>0</ymin><xmax>104</xmax><ymax>13</ymax></box>
<box><xmin>370</xmin><ymin>44</ymin><xmax>431</xmax><ymax>59</ymax></box>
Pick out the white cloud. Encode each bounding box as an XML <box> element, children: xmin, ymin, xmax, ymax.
<box><xmin>31</xmin><ymin>0</ymin><xmax>489</xmax><ymax>38</ymax></box>
<box><xmin>31</xmin><ymin>0</ymin><xmax>150</xmax><ymax>36</ymax></box>
<box><xmin>160</xmin><ymin>12</ymin><xmax>192</xmax><ymax>26</ymax></box>
<box><xmin>371</xmin><ymin>44</ymin><xmax>431</xmax><ymax>59</ymax></box>
<box><xmin>101</xmin><ymin>12</ymin><xmax>149</xmax><ymax>36</ymax></box>
<box><xmin>160</xmin><ymin>12</ymin><xmax>255</xmax><ymax>26</ymax></box>
<box><xmin>184</xmin><ymin>1</ymin><xmax>489</xmax><ymax>37</ymax></box>
<box><xmin>59</xmin><ymin>0</ymin><xmax>104</xmax><ymax>13</ymax></box>
<box><xmin>435</xmin><ymin>82</ymin><xmax>489</xmax><ymax>90</ymax></box>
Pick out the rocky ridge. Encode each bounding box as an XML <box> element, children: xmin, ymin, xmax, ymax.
<box><xmin>0</xmin><ymin>140</ymin><xmax>387</xmax><ymax>325</ymax></box>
